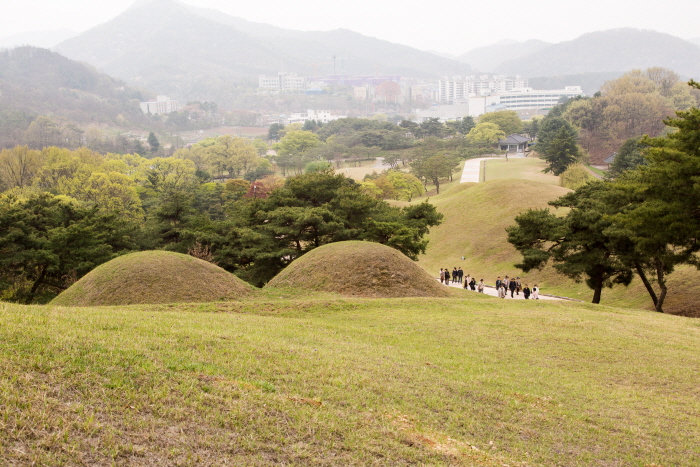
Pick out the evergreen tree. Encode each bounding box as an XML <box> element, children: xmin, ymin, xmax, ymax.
<box><xmin>147</xmin><ymin>132</ymin><xmax>160</xmax><ymax>153</ymax></box>
<box><xmin>538</xmin><ymin>120</ymin><xmax>581</xmax><ymax>175</ymax></box>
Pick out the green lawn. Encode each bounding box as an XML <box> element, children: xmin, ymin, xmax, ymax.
<box><xmin>1</xmin><ymin>296</ymin><xmax>699</xmax><ymax>465</ymax></box>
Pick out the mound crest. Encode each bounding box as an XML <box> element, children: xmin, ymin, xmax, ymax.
<box><xmin>265</xmin><ymin>241</ymin><xmax>451</xmax><ymax>298</ymax></box>
<box><xmin>52</xmin><ymin>251</ymin><xmax>255</xmax><ymax>306</ymax></box>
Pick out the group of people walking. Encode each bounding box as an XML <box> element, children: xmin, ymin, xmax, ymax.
<box><xmin>438</xmin><ymin>269</ymin><xmax>539</xmax><ymax>299</ymax></box>
<box><xmin>439</xmin><ymin>268</ymin><xmax>485</xmax><ymax>293</ymax></box>
<box><xmin>494</xmin><ymin>275</ymin><xmax>539</xmax><ymax>299</ymax></box>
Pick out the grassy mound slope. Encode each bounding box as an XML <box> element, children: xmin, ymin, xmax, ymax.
<box><xmin>51</xmin><ymin>251</ymin><xmax>255</xmax><ymax>306</ymax></box>
<box><xmin>1</xmin><ymin>297</ymin><xmax>699</xmax><ymax>465</ymax></box>
<box><xmin>266</xmin><ymin>241</ymin><xmax>452</xmax><ymax>298</ymax></box>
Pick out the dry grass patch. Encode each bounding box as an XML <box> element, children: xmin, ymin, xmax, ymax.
<box><xmin>266</xmin><ymin>241</ymin><xmax>453</xmax><ymax>298</ymax></box>
<box><xmin>51</xmin><ymin>251</ymin><xmax>256</xmax><ymax>307</ymax></box>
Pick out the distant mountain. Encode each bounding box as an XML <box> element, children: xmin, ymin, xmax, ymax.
<box><xmin>0</xmin><ymin>47</ymin><xmax>149</xmax><ymax>131</ymax></box>
<box><xmin>496</xmin><ymin>29</ymin><xmax>700</xmax><ymax>79</ymax></box>
<box><xmin>55</xmin><ymin>0</ymin><xmax>295</xmax><ymax>91</ymax></box>
<box><xmin>0</xmin><ymin>29</ymin><xmax>76</xmax><ymax>50</ymax></box>
<box><xmin>689</xmin><ymin>37</ymin><xmax>700</xmax><ymax>47</ymax></box>
<box><xmin>181</xmin><ymin>3</ymin><xmax>472</xmax><ymax>77</ymax></box>
<box><xmin>54</xmin><ymin>0</ymin><xmax>472</xmax><ymax>106</ymax></box>
<box><xmin>457</xmin><ymin>39</ymin><xmax>551</xmax><ymax>72</ymax></box>
<box><xmin>528</xmin><ymin>72</ymin><xmax>624</xmax><ymax>95</ymax></box>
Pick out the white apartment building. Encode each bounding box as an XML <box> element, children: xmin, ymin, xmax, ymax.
<box><xmin>140</xmin><ymin>95</ymin><xmax>179</xmax><ymax>115</ymax></box>
<box><xmin>498</xmin><ymin>86</ymin><xmax>585</xmax><ymax>110</ymax></box>
<box><xmin>287</xmin><ymin>109</ymin><xmax>340</xmax><ymax>125</ymax></box>
<box><xmin>437</xmin><ymin>75</ymin><xmax>528</xmax><ymax>104</ymax></box>
<box><xmin>258</xmin><ymin>72</ymin><xmax>307</xmax><ymax>92</ymax></box>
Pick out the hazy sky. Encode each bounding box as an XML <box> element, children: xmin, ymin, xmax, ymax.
<box><xmin>1</xmin><ymin>0</ymin><xmax>699</xmax><ymax>54</ymax></box>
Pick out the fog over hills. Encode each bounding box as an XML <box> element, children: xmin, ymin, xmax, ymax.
<box><xmin>495</xmin><ymin>29</ymin><xmax>700</xmax><ymax>79</ymax></box>
<box><xmin>456</xmin><ymin>39</ymin><xmax>551</xmax><ymax>73</ymax></box>
<box><xmin>689</xmin><ymin>37</ymin><xmax>700</xmax><ymax>47</ymax></box>
<box><xmin>0</xmin><ymin>29</ymin><xmax>76</xmax><ymax>50</ymax></box>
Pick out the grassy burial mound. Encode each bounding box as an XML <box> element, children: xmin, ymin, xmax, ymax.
<box><xmin>51</xmin><ymin>251</ymin><xmax>256</xmax><ymax>306</ymax></box>
<box><xmin>266</xmin><ymin>241</ymin><xmax>452</xmax><ymax>298</ymax></box>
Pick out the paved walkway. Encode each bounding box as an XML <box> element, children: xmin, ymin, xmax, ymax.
<box><xmin>373</xmin><ymin>157</ymin><xmax>392</xmax><ymax>169</ymax></box>
<box><xmin>437</xmin><ymin>278</ymin><xmax>567</xmax><ymax>301</ymax></box>
<box><xmin>460</xmin><ymin>153</ymin><xmax>526</xmax><ymax>183</ymax></box>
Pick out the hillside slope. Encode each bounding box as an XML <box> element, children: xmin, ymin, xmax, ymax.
<box><xmin>497</xmin><ymin>29</ymin><xmax>700</xmax><ymax>78</ymax></box>
<box><xmin>0</xmin><ymin>46</ymin><xmax>150</xmax><ymax>147</ymax></box>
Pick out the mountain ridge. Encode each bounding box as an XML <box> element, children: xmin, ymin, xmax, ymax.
<box><xmin>495</xmin><ymin>28</ymin><xmax>700</xmax><ymax>78</ymax></box>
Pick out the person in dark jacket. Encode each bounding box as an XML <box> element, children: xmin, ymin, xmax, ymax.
<box><xmin>509</xmin><ymin>279</ymin><xmax>517</xmax><ymax>298</ymax></box>
<box><xmin>523</xmin><ymin>284</ymin><xmax>531</xmax><ymax>299</ymax></box>
<box><xmin>469</xmin><ymin>277</ymin><xmax>476</xmax><ymax>291</ymax></box>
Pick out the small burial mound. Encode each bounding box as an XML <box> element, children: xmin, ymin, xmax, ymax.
<box><xmin>265</xmin><ymin>241</ymin><xmax>452</xmax><ymax>298</ymax></box>
<box><xmin>52</xmin><ymin>251</ymin><xmax>256</xmax><ymax>306</ymax></box>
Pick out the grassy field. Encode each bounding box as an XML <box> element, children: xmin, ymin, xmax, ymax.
<box><xmin>1</xmin><ymin>294</ymin><xmax>699</xmax><ymax>466</ymax></box>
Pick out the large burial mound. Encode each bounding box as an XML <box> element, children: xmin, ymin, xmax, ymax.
<box><xmin>266</xmin><ymin>241</ymin><xmax>452</xmax><ymax>298</ymax></box>
<box><xmin>52</xmin><ymin>251</ymin><xmax>256</xmax><ymax>306</ymax></box>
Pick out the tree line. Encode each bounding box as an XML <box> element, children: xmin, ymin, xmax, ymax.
<box><xmin>0</xmin><ymin>142</ymin><xmax>442</xmax><ymax>303</ymax></box>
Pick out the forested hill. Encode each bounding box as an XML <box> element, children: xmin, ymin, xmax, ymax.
<box><xmin>0</xmin><ymin>46</ymin><xmax>149</xmax><ymax>126</ymax></box>
<box><xmin>495</xmin><ymin>29</ymin><xmax>700</xmax><ymax>79</ymax></box>
<box><xmin>53</xmin><ymin>0</ymin><xmax>472</xmax><ymax>106</ymax></box>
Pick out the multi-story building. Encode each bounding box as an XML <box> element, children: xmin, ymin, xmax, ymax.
<box><xmin>415</xmin><ymin>85</ymin><xmax>585</xmax><ymax>121</ymax></box>
<box><xmin>497</xmin><ymin>86</ymin><xmax>585</xmax><ymax>110</ymax></box>
<box><xmin>258</xmin><ymin>72</ymin><xmax>307</xmax><ymax>92</ymax></box>
<box><xmin>140</xmin><ymin>95</ymin><xmax>179</xmax><ymax>115</ymax></box>
<box><xmin>437</xmin><ymin>75</ymin><xmax>529</xmax><ymax>104</ymax></box>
